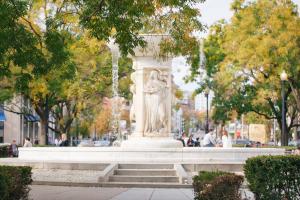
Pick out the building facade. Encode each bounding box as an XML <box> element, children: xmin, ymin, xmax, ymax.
<box><xmin>194</xmin><ymin>91</ymin><xmax>213</xmax><ymax>112</ymax></box>
<box><xmin>1</xmin><ymin>96</ymin><xmax>40</xmax><ymax>145</ymax></box>
<box><xmin>0</xmin><ymin>105</ymin><xmax>5</xmax><ymax>143</ymax></box>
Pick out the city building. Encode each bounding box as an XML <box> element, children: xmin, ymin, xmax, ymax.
<box><xmin>0</xmin><ymin>105</ymin><xmax>5</xmax><ymax>143</ymax></box>
<box><xmin>0</xmin><ymin>96</ymin><xmax>45</xmax><ymax>145</ymax></box>
<box><xmin>194</xmin><ymin>91</ymin><xmax>213</xmax><ymax>112</ymax></box>
<box><xmin>172</xmin><ymin>107</ymin><xmax>183</xmax><ymax>135</ymax></box>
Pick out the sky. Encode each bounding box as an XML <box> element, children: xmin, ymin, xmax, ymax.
<box><xmin>173</xmin><ymin>0</ymin><xmax>300</xmax><ymax>92</ymax></box>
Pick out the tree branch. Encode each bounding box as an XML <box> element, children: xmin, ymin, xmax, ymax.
<box><xmin>83</xmin><ymin>0</ymin><xmax>105</xmax><ymax>22</ymax></box>
<box><xmin>251</xmin><ymin>108</ymin><xmax>274</xmax><ymax>120</ymax></box>
<box><xmin>3</xmin><ymin>101</ymin><xmax>32</xmax><ymax>115</ymax></box>
<box><xmin>288</xmin><ymin>78</ymin><xmax>300</xmax><ymax>112</ymax></box>
<box><xmin>56</xmin><ymin>0</ymin><xmax>66</xmax><ymax>14</ymax></box>
<box><xmin>20</xmin><ymin>16</ymin><xmax>43</xmax><ymax>48</ymax></box>
<box><xmin>9</xmin><ymin>0</ymin><xmax>43</xmax><ymax>48</ymax></box>
<box><xmin>48</xmin><ymin>126</ymin><xmax>61</xmax><ymax>134</ymax></box>
<box><xmin>290</xmin><ymin>124</ymin><xmax>300</xmax><ymax>128</ymax></box>
<box><xmin>266</xmin><ymin>98</ymin><xmax>280</xmax><ymax>119</ymax></box>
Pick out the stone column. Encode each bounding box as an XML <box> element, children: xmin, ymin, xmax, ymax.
<box><xmin>132</xmin><ymin>57</ymin><xmax>172</xmax><ymax>137</ymax></box>
<box><xmin>131</xmin><ymin>63</ymin><xmax>144</xmax><ymax>137</ymax></box>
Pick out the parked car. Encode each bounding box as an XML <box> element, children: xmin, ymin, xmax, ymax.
<box><xmin>267</xmin><ymin>141</ymin><xmax>276</xmax><ymax>146</ymax></box>
<box><xmin>288</xmin><ymin>140</ymin><xmax>300</xmax><ymax>147</ymax></box>
<box><xmin>232</xmin><ymin>139</ymin><xmax>262</xmax><ymax>147</ymax></box>
<box><xmin>94</xmin><ymin>140</ymin><xmax>110</xmax><ymax>147</ymax></box>
<box><xmin>232</xmin><ymin>139</ymin><xmax>255</xmax><ymax>147</ymax></box>
<box><xmin>78</xmin><ymin>139</ymin><xmax>94</xmax><ymax>147</ymax></box>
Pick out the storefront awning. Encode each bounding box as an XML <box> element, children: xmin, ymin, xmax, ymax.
<box><xmin>0</xmin><ymin>111</ymin><xmax>6</xmax><ymax>121</ymax></box>
<box><xmin>24</xmin><ymin>114</ymin><xmax>40</xmax><ymax>122</ymax></box>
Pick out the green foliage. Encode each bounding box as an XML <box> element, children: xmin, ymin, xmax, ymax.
<box><xmin>193</xmin><ymin>171</ymin><xmax>244</xmax><ymax>200</ymax></box>
<box><xmin>0</xmin><ymin>174</ymin><xmax>8</xmax><ymax>199</ymax></box>
<box><xmin>191</xmin><ymin>0</ymin><xmax>300</xmax><ymax>134</ymax></box>
<box><xmin>79</xmin><ymin>0</ymin><xmax>204</xmax><ymax>68</ymax></box>
<box><xmin>244</xmin><ymin>155</ymin><xmax>300</xmax><ymax>200</ymax></box>
<box><xmin>0</xmin><ymin>0</ymin><xmax>39</xmax><ymax>78</ymax></box>
<box><xmin>261</xmin><ymin>146</ymin><xmax>296</xmax><ymax>150</ymax></box>
<box><xmin>0</xmin><ymin>0</ymin><xmax>79</xmax><ymax>144</ymax></box>
<box><xmin>0</xmin><ymin>145</ymin><xmax>9</xmax><ymax>158</ymax></box>
<box><xmin>193</xmin><ymin>171</ymin><xmax>230</xmax><ymax>182</ymax></box>
<box><xmin>0</xmin><ymin>0</ymin><xmax>205</xmax><ymax>143</ymax></box>
<box><xmin>243</xmin><ymin>112</ymin><xmax>268</xmax><ymax>124</ymax></box>
<box><xmin>0</xmin><ymin>166</ymin><xmax>32</xmax><ymax>200</ymax></box>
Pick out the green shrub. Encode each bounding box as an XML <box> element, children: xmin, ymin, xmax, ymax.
<box><xmin>0</xmin><ymin>145</ymin><xmax>9</xmax><ymax>158</ymax></box>
<box><xmin>0</xmin><ymin>166</ymin><xmax>32</xmax><ymax>200</ymax></box>
<box><xmin>244</xmin><ymin>155</ymin><xmax>300</xmax><ymax>200</ymax></box>
<box><xmin>193</xmin><ymin>171</ymin><xmax>244</xmax><ymax>200</ymax></box>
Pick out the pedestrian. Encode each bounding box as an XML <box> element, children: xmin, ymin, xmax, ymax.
<box><xmin>187</xmin><ymin>135</ymin><xmax>194</xmax><ymax>147</ymax></box>
<box><xmin>294</xmin><ymin>145</ymin><xmax>300</xmax><ymax>155</ymax></box>
<box><xmin>194</xmin><ymin>137</ymin><xmax>200</xmax><ymax>147</ymax></box>
<box><xmin>222</xmin><ymin>130</ymin><xmax>232</xmax><ymax>148</ymax></box>
<box><xmin>177</xmin><ymin>135</ymin><xmax>185</xmax><ymax>147</ymax></box>
<box><xmin>34</xmin><ymin>138</ymin><xmax>39</xmax><ymax>145</ymax></box>
<box><xmin>8</xmin><ymin>140</ymin><xmax>18</xmax><ymax>157</ymax></box>
<box><xmin>59</xmin><ymin>134</ymin><xmax>69</xmax><ymax>147</ymax></box>
<box><xmin>23</xmin><ymin>137</ymin><xmax>32</xmax><ymax>147</ymax></box>
<box><xmin>203</xmin><ymin>129</ymin><xmax>216</xmax><ymax>147</ymax></box>
<box><xmin>55</xmin><ymin>136</ymin><xmax>62</xmax><ymax>146</ymax></box>
<box><xmin>182</xmin><ymin>132</ymin><xmax>188</xmax><ymax>147</ymax></box>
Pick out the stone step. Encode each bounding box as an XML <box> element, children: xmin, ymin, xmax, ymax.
<box><xmin>118</xmin><ymin>164</ymin><xmax>174</xmax><ymax>169</ymax></box>
<box><xmin>114</xmin><ymin>169</ymin><xmax>177</xmax><ymax>176</ymax></box>
<box><xmin>101</xmin><ymin>182</ymin><xmax>192</xmax><ymax>188</ymax></box>
<box><xmin>32</xmin><ymin>181</ymin><xmax>193</xmax><ymax>188</ymax></box>
<box><xmin>109</xmin><ymin>175</ymin><xmax>179</xmax><ymax>183</ymax></box>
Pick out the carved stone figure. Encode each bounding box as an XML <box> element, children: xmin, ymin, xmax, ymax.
<box><xmin>129</xmin><ymin>72</ymin><xmax>136</xmax><ymax>123</ymax></box>
<box><xmin>144</xmin><ymin>70</ymin><xmax>168</xmax><ymax>134</ymax></box>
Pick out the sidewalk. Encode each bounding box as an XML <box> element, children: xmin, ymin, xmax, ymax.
<box><xmin>30</xmin><ymin>185</ymin><xmax>194</xmax><ymax>200</ymax></box>
<box><xmin>30</xmin><ymin>185</ymin><xmax>254</xmax><ymax>200</ymax></box>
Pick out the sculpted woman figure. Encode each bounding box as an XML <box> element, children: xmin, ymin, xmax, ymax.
<box><xmin>144</xmin><ymin>70</ymin><xmax>168</xmax><ymax>134</ymax></box>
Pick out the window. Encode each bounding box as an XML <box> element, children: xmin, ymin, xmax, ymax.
<box><xmin>0</xmin><ymin>105</ymin><xmax>4</xmax><ymax>143</ymax></box>
<box><xmin>0</xmin><ymin>121</ymin><xmax>4</xmax><ymax>143</ymax></box>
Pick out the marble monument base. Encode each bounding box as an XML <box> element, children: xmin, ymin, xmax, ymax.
<box><xmin>18</xmin><ymin>147</ymin><xmax>285</xmax><ymax>163</ymax></box>
<box><xmin>121</xmin><ymin>136</ymin><xmax>183</xmax><ymax>148</ymax></box>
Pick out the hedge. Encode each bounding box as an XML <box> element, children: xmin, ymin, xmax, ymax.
<box><xmin>0</xmin><ymin>145</ymin><xmax>9</xmax><ymax>158</ymax></box>
<box><xmin>193</xmin><ymin>171</ymin><xmax>244</xmax><ymax>200</ymax></box>
<box><xmin>244</xmin><ymin>155</ymin><xmax>300</xmax><ymax>200</ymax></box>
<box><xmin>0</xmin><ymin>166</ymin><xmax>32</xmax><ymax>200</ymax></box>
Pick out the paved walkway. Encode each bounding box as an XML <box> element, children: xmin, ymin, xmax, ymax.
<box><xmin>30</xmin><ymin>185</ymin><xmax>194</xmax><ymax>200</ymax></box>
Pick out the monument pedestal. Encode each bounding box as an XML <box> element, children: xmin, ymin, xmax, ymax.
<box><xmin>121</xmin><ymin>136</ymin><xmax>183</xmax><ymax>148</ymax></box>
<box><xmin>122</xmin><ymin>34</ymin><xmax>179</xmax><ymax>147</ymax></box>
<box><xmin>17</xmin><ymin>147</ymin><xmax>285</xmax><ymax>163</ymax></box>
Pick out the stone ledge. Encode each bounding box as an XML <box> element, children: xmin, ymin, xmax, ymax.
<box><xmin>32</xmin><ymin>181</ymin><xmax>193</xmax><ymax>188</ymax></box>
<box><xmin>17</xmin><ymin>147</ymin><xmax>285</xmax><ymax>163</ymax></box>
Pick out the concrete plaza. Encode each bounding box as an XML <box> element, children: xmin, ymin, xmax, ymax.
<box><xmin>30</xmin><ymin>185</ymin><xmax>255</xmax><ymax>200</ymax></box>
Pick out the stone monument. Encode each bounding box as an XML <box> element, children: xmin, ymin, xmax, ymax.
<box><xmin>119</xmin><ymin>34</ymin><xmax>183</xmax><ymax>148</ymax></box>
<box><xmin>17</xmin><ymin>35</ymin><xmax>285</xmax><ymax>163</ymax></box>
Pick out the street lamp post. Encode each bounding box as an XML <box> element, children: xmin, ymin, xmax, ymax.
<box><xmin>204</xmin><ymin>88</ymin><xmax>209</xmax><ymax>133</ymax></box>
<box><xmin>280</xmin><ymin>71</ymin><xmax>288</xmax><ymax>146</ymax></box>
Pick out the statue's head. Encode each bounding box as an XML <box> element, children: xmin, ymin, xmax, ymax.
<box><xmin>149</xmin><ymin>70</ymin><xmax>159</xmax><ymax>80</ymax></box>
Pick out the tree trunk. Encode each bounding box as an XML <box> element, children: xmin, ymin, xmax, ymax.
<box><xmin>39</xmin><ymin>119</ymin><xmax>47</xmax><ymax>145</ymax></box>
<box><xmin>35</xmin><ymin>100</ymin><xmax>49</xmax><ymax>145</ymax></box>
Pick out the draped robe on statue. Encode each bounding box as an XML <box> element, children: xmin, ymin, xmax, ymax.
<box><xmin>144</xmin><ymin>71</ymin><xmax>167</xmax><ymax>134</ymax></box>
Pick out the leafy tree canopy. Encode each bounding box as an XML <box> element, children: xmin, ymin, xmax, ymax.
<box><xmin>191</xmin><ymin>0</ymin><xmax>300</xmax><ymax>137</ymax></box>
